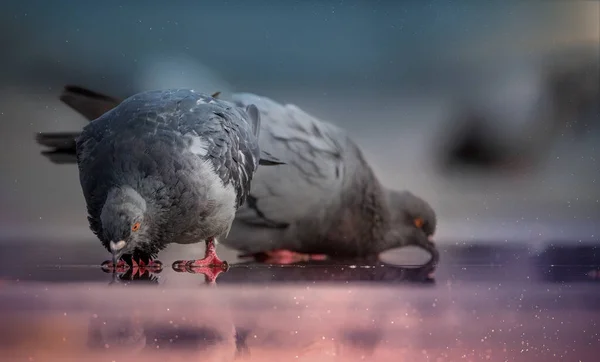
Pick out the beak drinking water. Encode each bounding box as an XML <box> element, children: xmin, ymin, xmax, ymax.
<box><xmin>110</xmin><ymin>240</ymin><xmax>127</xmax><ymax>268</ymax></box>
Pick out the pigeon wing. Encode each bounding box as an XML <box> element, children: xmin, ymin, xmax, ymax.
<box><xmin>170</xmin><ymin>91</ymin><xmax>261</xmax><ymax>209</ymax></box>
<box><xmin>230</xmin><ymin>93</ymin><xmax>346</xmax><ymax>231</ymax></box>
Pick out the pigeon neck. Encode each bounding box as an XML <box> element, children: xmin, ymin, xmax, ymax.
<box><xmin>379</xmin><ymin>189</ymin><xmax>418</xmax><ymax>251</ymax></box>
<box><xmin>380</xmin><ymin>224</ymin><xmax>412</xmax><ymax>251</ymax></box>
<box><xmin>325</xmin><ymin>173</ymin><xmax>392</xmax><ymax>256</ymax></box>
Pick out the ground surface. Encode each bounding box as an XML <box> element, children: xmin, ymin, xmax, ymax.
<box><xmin>0</xmin><ymin>241</ymin><xmax>598</xmax><ymax>361</ymax></box>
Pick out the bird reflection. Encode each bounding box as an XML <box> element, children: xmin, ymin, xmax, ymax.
<box><xmin>87</xmin><ymin>312</ymin><xmax>147</xmax><ymax>354</ymax></box>
<box><xmin>101</xmin><ymin>253</ymin><xmax>163</xmax><ymax>285</ymax></box>
<box><xmin>92</xmin><ymin>258</ymin><xmax>434</xmax><ymax>360</ymax></box>
<box><xmin>86</xmin><ymin>313</ymin><xmax>240</xmax><ymax>361</ymax></box>
<box><xmin>98</xmin><ymin>266</ymin><xmax>244</xmax><ymax>360</ymax></box>
<box><xmin>107</xmin><ymin>267</ymin><xmax>161</xmax><ymax>285</ymax></box>
<box><xmin>215</xmin><ymin>258</ymin><xmax>437</xmax><ymax>285</ymax></box>
<box><xmin>100</xmin><ymin>257</ymin><xmax>436</xmax><ymax>286</ymax></box>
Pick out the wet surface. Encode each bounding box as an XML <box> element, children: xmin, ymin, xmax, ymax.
<box><xmin>0</xmin><ymin>241</ymin><xmax>598</xmax><ymax>361</ymax></box>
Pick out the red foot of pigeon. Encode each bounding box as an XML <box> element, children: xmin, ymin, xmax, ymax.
<box><xmin>172</xmin><ymin>238</ymin><xmax>229</xmax><ymax>283</ymax></box>
<box><xmin>101</xmin><ymin>259</ymin><xmax>129</xmax><ymax>273</ymax></box>
<box><xmin>175</xmin><ymin>265</ymin><xmax>229</xmax><ymax>284</ymax></box>
<box><xmin>240</xmin><ymin>249</ymin><xmax>328</xmax><ymax>264</ymax></box>
<box><xmin>101</xmin><ymin>258</ymin><xmax>163</xmax><ymax>276</ymax></box>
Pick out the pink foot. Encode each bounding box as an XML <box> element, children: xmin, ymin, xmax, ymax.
<box><xmin>240</xmin><ymin>249</ymin><xmax>328</xmax><ymax>265</ymax></box>
<box><xmin>176</xmin><ymin>265</ymin><xmax>228</xmax><ymax>284</ymax></box>
<box><xmin>101</xmin><ymin>258</ymin><xmax>163</xmax><ymax>276</ymax></box>
<box><xmin>130</xmin><ymin>258</ymin><xmax>163</xmax><ymax>277</ymax></box>
<box><xmin>172</xmin><ymin>238</ymin><xmax>229</xmax><ymax>283</ymax></box>
<box><xmin>101</xmin><ymin>259</ymin><xmax>129</xmax><ymax>273</ymax></box>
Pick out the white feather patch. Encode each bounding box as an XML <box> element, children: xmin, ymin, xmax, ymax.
<box><xmin>238</xmin><ymin>151</ymin><xmax>246</xmax><ymax>165</ymax></box>
<box><xmin>188</xmin><ymin>136</ymin><xmax>210</xmax><ymax>157</ymax></box>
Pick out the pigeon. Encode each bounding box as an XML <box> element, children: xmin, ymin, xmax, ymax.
<box><xmin>67</xmin><ymin>88</ymin><xmax>282</xmax><ymax>282</ymax></box>
<box><xmin>227</xmin><ymin>93</ymin><xmax>438</xmax><ymax>263</ymax></box>
<box><xmin>37</xmin><ymin>85</ymin><xmax>438</xmax><ymax>265</ymax></box>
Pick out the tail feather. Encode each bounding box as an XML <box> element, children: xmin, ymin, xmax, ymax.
<box><xmin>35</xmin><ymin>85</ymin><xmax>121</xmax><ymax>165</ymax></box>
<box><xmin>35</xmin><ymin>132</ymin><xmax>79</xmax><ymax>164</ymax></box>
<box><xmin>41</xmin><ymin>150</ymin><xmax>78</xmax><ymax>164</ymax></box>
<box><xmin>35</xmin><ymin>132</ymin><xmax>79</xmax><ymax>149</ymax></box>
<box><xmin>60</xmin><ymin>85</ymin><xmax>121</xmax><ymax>121</ymax></box>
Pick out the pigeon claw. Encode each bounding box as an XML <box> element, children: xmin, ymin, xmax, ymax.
<box><xmin>172</xmin><ymin>255</ymin><xmax>229</xmax><ymax>284</ymax></box>
<box><xmin>171</xmin><ymin>261</ymin><xmax>229</xmax><ymax>284</ymax></box>
<box><xmin>171</xmin><ymin>258</ymin><xmax>229</xmax><ymax>271</ymax></box>
<box><xmin>171</xmin><ymin>237</ymin><xmax>228</xmax><ymax>283</ymax></box>
<box><xmin>100</xmin><ymin>258</ymin><xmax>163</xmax><ymax>274</ymax></box>
<box><xmin>131</xmin><ymin>258</ymin><xmax>164</xmax><ymax>275</ymax></box>
<box><xmin>191</xmin><ymin>265</ymin><xmax>228</xmax><ymax>284</ymax></box>
<box><xmin>100</xmin><ymin>259</ymin><xmax>129</xmax><ymax>273</ymax></box>
<box><xmin>240</xmin><ymin>249</ymin><xmax>328</xmax><ymax>264</ymax></box>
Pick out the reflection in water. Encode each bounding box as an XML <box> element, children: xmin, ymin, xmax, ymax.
<box><xmin>102</xmin><ymin>258</ymin><xmax>437</xmax><ymax>285</ymax></box>
<box><xmin>84</xmin><ymin>309</ymin><xmax>387</xmax><ymax>361</ymax></box>
<box><xmin>87</xmin><ymin>313</ymin><xmax>147</xmax><ymax>353</ymax></box>
<box><xmin>2</xmin><ymin>244</ymin><xmax>599</xmax><ymax>360</ymax></box>
<box><xmin>108</xmin><ymin>268</ymin><xmax>161</xmax><ymax>285</ymax></box>
<box><xmin>96</xmin><ymin>268</ymin><xmax>244</xmax><ymax>361</ymax></box>
<box><xmin>217</xmin><ymin>259</ymin><xmax>436</xmax><ymax>285</ymax></box>
<box><xmin>1</xmin><ymin>275</ymin><xmax>599</xmax><ymax>361</ymax></box>
<box><xmin>85</xmin><ymin>310</ymin><xmax>387</xmax><ymax>360</ymax></box>
<box><xmin>87</xmin><ymin>315</ymin><xmax>239</xmax><ymax>361</ymax></box>
<box><xmin>86</xmin><ymin>293</ymin><xmax>238</xmax><ymax>361</ymax></box>
<box><xmin>92</xmin><ymin>259</ymin><xmax>435</xmax><ymax>360</ymax></box>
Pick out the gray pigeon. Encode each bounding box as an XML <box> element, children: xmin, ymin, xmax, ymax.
<box><xmin>70</xmin><ymin>88</ymin><xmax>282</xmax><ymax>281</ymax></box>
<box><xmin>37</xmin><ymin>85</ymin><xmax>438</xmax><ymax>265</ymax></box>
<box><xmin>227</xmin><ymin>93</ymin><xmax>438</xmax><ymax>263</ymax></box>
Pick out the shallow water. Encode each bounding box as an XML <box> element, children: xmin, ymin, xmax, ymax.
<box><xmin>0</xmin><ymin>242</ymin><xmax>598</xmax><ymax>362</ymax></box>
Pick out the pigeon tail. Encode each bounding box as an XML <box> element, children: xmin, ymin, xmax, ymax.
<box><xmin>35</xmin><ymin>132</ymin><xmax>79</xmax><ymax>164</ymax></box>
<box><xmin>60</xmin><ymin>85</ymin><xmax>121</xmax><ymax>121</ymax></box>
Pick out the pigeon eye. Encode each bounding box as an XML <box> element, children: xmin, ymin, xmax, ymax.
<box><xmin>132</xmin><ymin>222</ymin><xmax>141</xmax><ymax>232</ymax></box>
<box><xmin>414</xmin><ymin>218</ymin><xmax>424</xmax><ymax>229</ymax></box>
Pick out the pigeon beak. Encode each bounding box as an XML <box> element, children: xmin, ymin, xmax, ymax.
<box><xmin>110</xmin><ymin>240</ymin><xmax>127</xmax><ymax>267</ymax></box>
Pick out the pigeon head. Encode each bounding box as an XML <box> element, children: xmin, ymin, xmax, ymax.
<box><xmin>100</xmin><ymin>186</ymin><xmax>149</xmax><ymax>263</ymax></box>
<box><xmin>384</xmin><ymin>190</ymin><xmax>438</xmax><ymax>263</ymax></box>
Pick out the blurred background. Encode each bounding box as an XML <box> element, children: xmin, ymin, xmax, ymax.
<box><xmin>0</xmin><ymin>0</ymin><xmax>598</xmax><ymax>248</ymax></box>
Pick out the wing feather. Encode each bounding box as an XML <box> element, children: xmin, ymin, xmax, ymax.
<box><xmin>231</xmin><ymin>93</ymin><xmax>346</xmax><ymax>229</ymax></box>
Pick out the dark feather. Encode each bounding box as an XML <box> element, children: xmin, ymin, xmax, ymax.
<box><xmin>36</xmin><ymin>131</ymin><xmax>79</xmax><ymax>149</ymax></box>
<box><xmin>60</xmin><ymin>85</ymin><xmax>121</xmax><ymax>121</ymax></box>
<box><xmin>35</xmin><ymin>132</ymin><xmax>79</xmax><ymax>164</ymax></box>
<box><xmin>41</xmin><ymin>150</ymin><xmax>77</xmax><ymax>164</ymax></box>
<box><xmin>258</xmin><ymin>150</ymin><xmax>286</xmax><ymax>165</ymax></box>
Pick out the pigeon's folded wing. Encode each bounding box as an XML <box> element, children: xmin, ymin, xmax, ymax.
<box><xmin>231</xmin><ymin>93</ymin><xmax>346</xmax><ymax>229</ymax></box>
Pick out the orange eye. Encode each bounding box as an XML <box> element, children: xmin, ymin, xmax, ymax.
<box><xmin>414</xmin><ymin>218</ymin><xmax>424</xmax><ymax>229</ymax></box>
<box><xmin>132</xmin><ymin>222</ymin><xmax>141</xmax><ymax>232</ymax></box>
